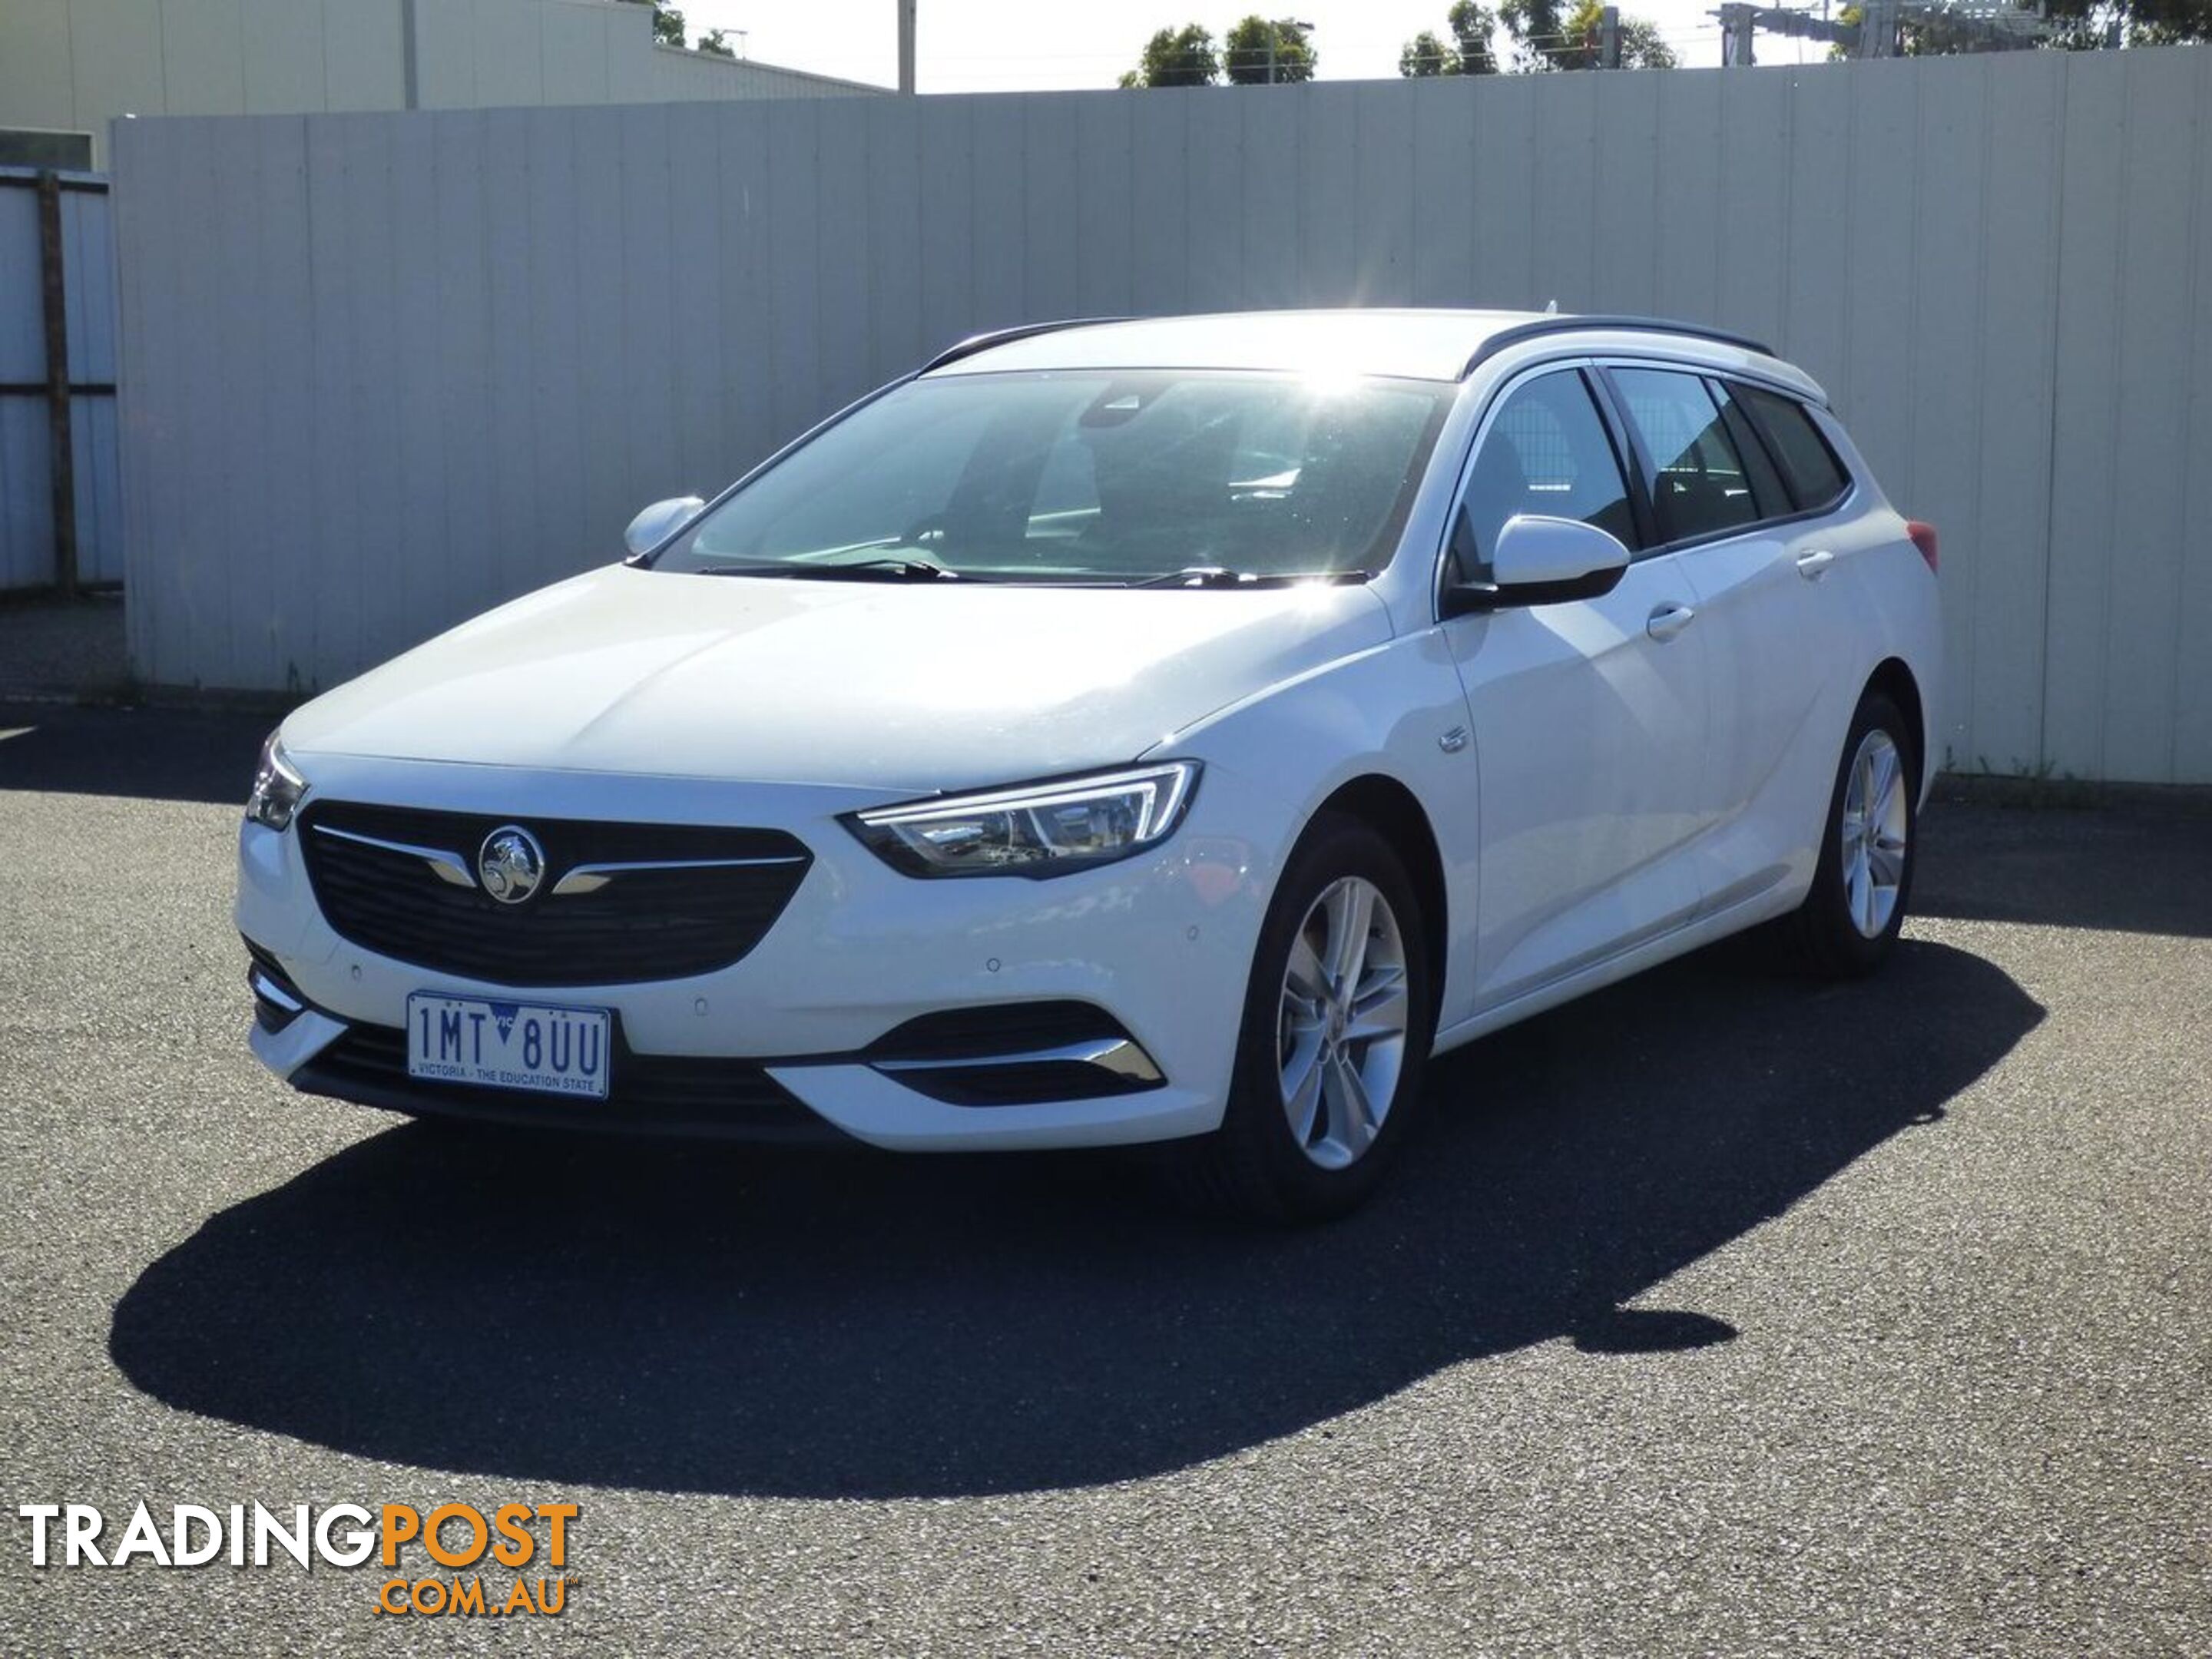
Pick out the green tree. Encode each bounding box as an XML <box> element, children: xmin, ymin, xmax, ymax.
<box><xmin>1400</xmin><ymin>5</ymin><xmax>1501</xmax><ymax>75</ymax></box>
<box><xmin>1448</xmin><ymin>0</ymin><xmax>1503</xmax><ymax>71</ymax></box>
<box><xmin>621</xmin><ymin>0</ymin><xmax>687</xmax><ymax>49</ymax></box>
<box><xmin>1830</xmin><ymin>0</ymin><xmax>2207</xmax><ymax>56</ymax></box>
<box><xmin>1830</xmin><ymin>2</ymin><xmax>1974</xmax><ymax>55</ymax></box>
<box><xmin>695</xmin><ymin>27</ymin><xmax>735</xmax><ymax>58</ymax></box>
<box><xmin>1399</xmin><ymin>28</ymin><xmax>1461</xmax><ymax>73</ymax></box>
<box><xmin>2046</xmin><ymin>0</ymin><xmax>2211</xmax><ymax>43</ymax></box>
<box><xmin>1223</xmin><ymin>15</ymin><xmax>1318</xmax><ymax>82</ymax></box>
<box><xmin>1121</xmin><ymin>24</ymin><xmax>1222</xmax><ymax>86</ymax></box>
<box><xmin>1498</xmin><ymin>0</ymin><xmax>1568</xmax><ymax>65</ymax></box>
<box><xmin>1623</xmin><ymin>19</ymin><xmax>1677</xmax><ymax>63</ymax></box>
<box><xmin>1500</xmin><ymin>0</ymin><xmax>1673</xmax><ymax>67</ymax></box>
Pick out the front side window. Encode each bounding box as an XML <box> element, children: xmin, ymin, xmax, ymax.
<box><xmin>654</xmin><ymin>371</ymin><xmax>1452</xmax><ymax>585</ymax></box>
<box><xmin>1610</xmin><ymin>367</ymin><xmax>1763</xmax><ymax>545</ymax></box>
<box><xmin>1455</xmin><ymin>369</ymin><xmax>1635</xmax><ymax>579</ymax></box>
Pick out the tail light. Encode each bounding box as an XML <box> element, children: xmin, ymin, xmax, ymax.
<box><xmin>1905</xmin><ymin>520</ymin><xmax>1939</xmax><ymax>574</ymax></box>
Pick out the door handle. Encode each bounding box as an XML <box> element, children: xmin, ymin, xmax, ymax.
<box><xmin>1796</xmin><ymin>549</ymin><xmax>1836</xmax><ymax>581</ymax></box>
<box><xmin>1646</xmin><ymin>602</ymin><xmax>1696</xmax><ymax>643</ymax></box>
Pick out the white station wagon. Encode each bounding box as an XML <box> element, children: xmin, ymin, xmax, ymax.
<box><xmin>239</xmin><ymin>310</ymin><xmax>1939</xmax><ymax>1219</ymax></box>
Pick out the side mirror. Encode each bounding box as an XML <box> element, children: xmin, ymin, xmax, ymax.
<box><xmin>622</xmin><ymin>495</ymin><xmax>707</xmax><ymax>558</ymax></box>
<box><xmin>1442</xmin><ymin>512</ymin><xmax>1631</xmax><ymax>617</ymax></box>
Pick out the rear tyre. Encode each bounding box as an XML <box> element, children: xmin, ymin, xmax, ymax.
<box><xmin>1777</xmin><ymin>690</ymin><xmax>1918</xmax><ymax>978</ymax></box>
<box><xmin>1168</xmin><ymin>812</ymin><xmax>1435</xmax><ymax>1223</ymax></box>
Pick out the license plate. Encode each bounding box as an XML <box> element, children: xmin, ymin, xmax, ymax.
<box><xmin>405</xmin><ymin>993</ymin><xmax>611</xmax><ymax>1100</ymax></box>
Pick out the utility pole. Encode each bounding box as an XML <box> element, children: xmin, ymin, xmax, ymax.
<box><xmin>1856</xmin><ymin>0</ymin><xmax>1899</xmax><ymax>55</ymax></box>
<box><xmin>1599</xmin><ymin>4</ymin><xmax>1622</xmax><ymax>65</ymax></box>
<box><xmin>1720</xmin><ymin>2</ymin><xmax>1757</xmax><ymax>62</ymax></box>
<box><xmin>897</xmin><ymin>0</ymin><xmax>916</xmax><ymax>93</ymax></box>
<box><xmin>1266</xmin><ymin>16</ymin><xmax>1313</xmax><ymax>83</ymax></box>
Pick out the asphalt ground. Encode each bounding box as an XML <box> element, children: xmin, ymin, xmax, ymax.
<box><xmin>0</xmin><ymin>595</ymin><xmax>128</xmax><ymax>703</ymax></box>
<box><xmin>1</xmin><ymin>703</ymin><xmax>2207</xmax><ymax>1657</ymax></box>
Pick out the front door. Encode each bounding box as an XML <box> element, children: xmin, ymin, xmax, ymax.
<box><xmin>1441</xmin><ymin>367</ymin><xmax>1713</xmax><ymax>1008</ymax></box>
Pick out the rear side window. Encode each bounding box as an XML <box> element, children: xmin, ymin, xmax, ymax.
<box><xmin>1734</xmin><ymin>382</ymin><xmax>1851</xmax><ymax>511</ymax></box>
<box><xmin>1608</xmin><ymin>367</ymin><xmax>1762</xmax><ymax>544</ymax></box>
<box><xmin>1707</xmin><ymin>379</ymin><xmax>1788</xmax><ymax>513</ymax></box>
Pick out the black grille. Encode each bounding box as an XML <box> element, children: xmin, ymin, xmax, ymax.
<box><xmin>298</xmin><ymin>802</ymin><xmax>811</xmax><ymax>987</ymax></box>
<box><xmin>295</xmin><ymin>1023</ymin><xmax>842</xmax><ymax>1143</ymax></box>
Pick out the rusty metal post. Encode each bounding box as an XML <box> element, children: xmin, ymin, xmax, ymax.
<box><xmin>36</xmin><ymin>170</ymin><xmax>79</xmax><ymax>596</ymax></box>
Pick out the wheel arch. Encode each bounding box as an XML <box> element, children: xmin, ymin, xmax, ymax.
<box><xmin>1864</xmin><ymin>657</ymin><xmax>1929</xmax><ymax>796</ymax></box>
<box><xmin>1312</xmin><ymin>773</ymin><xmax>1449</xmax><ymax>1022</ymax></box>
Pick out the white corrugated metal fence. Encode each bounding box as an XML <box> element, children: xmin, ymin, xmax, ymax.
<box><xmin>113</xmin><ymin>50</ymin><xmax>2212</xmax><ymax>782</ymax></box>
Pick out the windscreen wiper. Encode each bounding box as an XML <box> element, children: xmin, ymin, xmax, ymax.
<box><xmin>1129</xmin><ymin>567</ymin><xmax>1371</xmax><ymax>589</ymax></box>
<box><xmin>695</xmin><ymin>557</ymin><xmax>965</xmax><ymax>581</ymax></box>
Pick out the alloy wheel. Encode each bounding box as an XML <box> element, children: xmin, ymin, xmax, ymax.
<box><xmin>1277</xmin><ymin>876</ymin><xmax>1411</xmax><ymax>1170</ymax></box>
<box><xmin>1839</xmin><ymin>727</ymin><xmax>1909</xmax><ymax>939</ymax></box>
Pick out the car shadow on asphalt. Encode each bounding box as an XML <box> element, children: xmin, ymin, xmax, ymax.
<box><xmin>109</xmin><ymin>938</ymin><xmax>2041</xmax><ymax>1499</ymax></box>
<box><xmin>1912</xmin><ymin>802</ymin><xmax>2212</xmax><ymax>939</ymax></box>
<box><xmin>0</xmin><ymin>704</ymin><xmax>276</xmax><ymax>805</ymax></box>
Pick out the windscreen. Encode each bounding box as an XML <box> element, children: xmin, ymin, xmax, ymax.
<box><xmin>651</xmin><ymin>370</ymin><xmax>1453</xmax><ymax>584</ymax></box>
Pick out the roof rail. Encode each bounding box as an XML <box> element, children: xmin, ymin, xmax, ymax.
<box><xmin>920</xmin><ymin>316</ymin><xmax>1131</xmax><ymax>375</ymax></box>
<box><xmin>1462</xmin><ymin>314</ymin><xmax>1777</xmax><ymax>378</ymax></box>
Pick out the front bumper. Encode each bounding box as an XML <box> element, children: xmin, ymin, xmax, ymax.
<box><xmin>237</xmin><ymin>753</ymin><xmax>1277</xmax><ymax>1151</ymax></box>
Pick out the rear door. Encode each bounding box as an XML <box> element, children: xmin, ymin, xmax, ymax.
<box><xmin>1441</xmin><ymin>366</ymin><xmax>1713</xmax><ymax>1008</ymax></box>
<box><xmin>1601</xmin><ymin>366</ymin><xmax>1849</xmax><ymax>914</ymax></box>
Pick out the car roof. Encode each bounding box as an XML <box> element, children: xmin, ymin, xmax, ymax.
<box><xmin>922</xmin><ymin>308</ymin><xmax>1824</xmax><ymax>402</ymax></box>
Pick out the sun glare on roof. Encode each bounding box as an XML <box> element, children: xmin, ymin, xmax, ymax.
<box><xmin>1294</xmin><ymin>349</ymin><xmax>1371</xmax><ymax>396</ymax></box>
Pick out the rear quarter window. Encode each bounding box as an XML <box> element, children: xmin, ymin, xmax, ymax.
<box><xmin>1734</xmin><ymin>383</ymin><xmax>1852</xmax><ymax>512</ymax></box>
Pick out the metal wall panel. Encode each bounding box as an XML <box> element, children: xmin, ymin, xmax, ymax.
<box><xmin>159</xmin><ymin>0</ymin><xmax>248</xmax><ymax>117</ymax></box>
<box><xmin>321</xmin><ymin>0</ymin><xmax>406</xmax><ymax>113</ymax></box>
<box><xmin>0</xmin><ymin>1</ymin><xmax>78</xmax><ymax>135</ymax></box>
<box><xmin>1962</xmin><ymin>54</ymin><xmax>2064</xmax><ymax>777</ymax></box>
<box><xmin>0</xmin><ymin>401</ymin><xmax>51</xmax><ymax>591</ymax></box>
<box><xmin>0</xmin><ymin>170</ymin><xmax>120</xmax><ymax>589</ymax></box>
<box><xmin>2096</xmin><ymin>48</ymin><xmax>2202</xmax><ymax>785</ymax></box>
<box><xmin>631</xmin><ymin>43</ymin><xmax>884</xmax><ymax>104</ymax></box>
<box><xmin>61</xmin><ymin>178</ymin><xmax>121</xmax><ymax>583</ymax></box>
<box><xmin>0</xmin><ymin>185</ymin><xmax>44</xmax><ymax>382</ymax></box>
<box><xmin>4</xmin><ymin>0</ymin><xmax>886</xmax><ymax>170</ymax></box>
<box><xmin>2178</xmin><ymin>49</ymin><xmax>2212</xmax><ymax>784</ymax></box>
<box><xmin>110</xmin><ymin>51</ymin><xmax>2212</xmax><ymax>780</ymax></box>
<box><xmin>238</xmin><ymin>0</ymin><xmax>331</xmax><ymax>116</ymax></box>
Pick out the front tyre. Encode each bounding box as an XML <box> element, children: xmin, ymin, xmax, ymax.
<box><xmin>1171</xmin><ymin>813</ymin><xmax>1435</xmax><ymax>1223</ymax></box>
<box><xmin>1780</xmin><ymin>690</ymin><xmax>1918</xmax><ymax>977</ymax></box>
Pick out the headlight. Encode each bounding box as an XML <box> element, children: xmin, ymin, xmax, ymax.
<box><xmin>845</xmin><ymin>762</ymin><xmax>1200</xmax><ymax>879</ymax></box>
<box><xmin>245</xmin><ymin>731</ymin><xmax>308</xmax><ymax>831</ymax></box>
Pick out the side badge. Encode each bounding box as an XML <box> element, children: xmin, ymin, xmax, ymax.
<box><xmin>1439</xmin><ymin>726</ymin><xmax>1470</xmax><ymax>754</ymax></box>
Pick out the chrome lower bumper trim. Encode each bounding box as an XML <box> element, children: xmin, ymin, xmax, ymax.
<box><xmin>872</xmin><ymin>1035</ymin><xmax>1164</xmax><ymax>1087</ymax></box>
